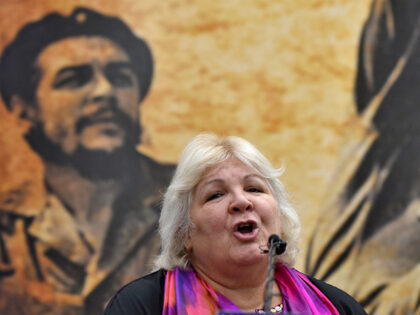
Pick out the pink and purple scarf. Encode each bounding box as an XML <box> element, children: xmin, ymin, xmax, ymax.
<box><xmin>162</xmin><ymin>263</ymin><xmax>339</xmax><ymax>314</ymax></box>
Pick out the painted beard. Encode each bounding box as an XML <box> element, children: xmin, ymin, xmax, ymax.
<box><xmin>25</xmin><ymin>106</ymin><xmax>142</xmax><ymax>180</ymax></box>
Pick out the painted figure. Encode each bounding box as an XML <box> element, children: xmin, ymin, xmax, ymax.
<box><xmin>306</xmin><ymin>1</ymin><xmax>420</xmax><ymax>313</ymax></box>
<box><xmin>0</xmin><ymin>7</ymin><xmax>174</xmax><ymax>314</ymax></box>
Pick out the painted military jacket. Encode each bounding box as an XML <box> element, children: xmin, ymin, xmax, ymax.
<box><xmin>0</xmin><ymin>155</ymin><xmax>174</xmax><ymax>315</ymax></box>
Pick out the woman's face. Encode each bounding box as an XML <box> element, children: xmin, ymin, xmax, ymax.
<box><xmin>186</xmin><ymin>157</ymin><xmax>281</xmax><ymax>273</ymax></box>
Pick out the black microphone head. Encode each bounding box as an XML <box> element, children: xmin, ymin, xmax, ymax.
<box><xmin>268</xmin><ymin>234</ymin><xmax>281</xmax><ymax>245</ymax></box>
<box><xmin>268</xmin><ymin>234</ymin><xmax>287</xmax><ymax>255</ymax></box>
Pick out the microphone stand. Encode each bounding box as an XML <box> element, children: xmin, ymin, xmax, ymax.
<box><xmin>263</xmin><ymin>234</ymin><xmax>287</xmax><ymax>313</ymax></box>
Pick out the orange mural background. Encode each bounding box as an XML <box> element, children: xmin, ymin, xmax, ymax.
<box><xmin>0</xmin><ymin>0</ymin><xmax>371</xmax><ymax>261</ymax></box>
<box><xmin>4</xmin><ymin>1</ymin><xmax>418</xmax><ymax>314</ymax></box>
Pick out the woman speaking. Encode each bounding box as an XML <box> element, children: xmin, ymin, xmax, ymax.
<box><xmin>105</xmin><ymin>134</ymin><xmax>366</xmax><ymax>314</ymax></box>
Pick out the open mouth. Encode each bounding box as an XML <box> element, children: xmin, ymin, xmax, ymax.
<box><xmin>236</xmin><ymin>221</ymin><xmax>257</xmax><ymax>234</ymax></box>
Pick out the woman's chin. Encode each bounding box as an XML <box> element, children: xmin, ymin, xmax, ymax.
<box><xmin>231</xmin><ymin>245</ymin><xmax>267</xmax><ymax>266</ymax></box>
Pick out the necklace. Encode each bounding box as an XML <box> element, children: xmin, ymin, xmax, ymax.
<box><xmin>255</xmin><ymin>303</ymin><xmax>283</xmax><ymax>313</ymax></box>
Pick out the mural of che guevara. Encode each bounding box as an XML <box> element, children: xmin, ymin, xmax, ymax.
<box><xmin>0</xmin><ymin>7</ymin><xmax>174</xmax><ymax>314</ymax></box>
<box><xmin>306</xmin><ymin>0</ymin><xmax>420</xmax><ymax>314</ymax></box>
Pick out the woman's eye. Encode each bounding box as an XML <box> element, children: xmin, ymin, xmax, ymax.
<box><xmin>206</xmin><ymin>192</ymin><xmax>223</xmax><ymax>202</ymax></box>
<box><xmin>247</xmin><ymin>187</ymin><xmax>262</xmax><ymax>193</ymax></box>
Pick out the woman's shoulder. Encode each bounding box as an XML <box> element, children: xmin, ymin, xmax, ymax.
<box><xmin>104</xmin><ymin>269</ymin><xmax>166</xmax><ymax>315</ymax></box>
<box><xmin>306</xmin><ymin>275</ymin><xmax>367</xmax><ymax>315</ymax></box>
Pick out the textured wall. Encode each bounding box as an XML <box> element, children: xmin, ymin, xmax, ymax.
<box><xmin>0</xmin><ymin>0</ymin><xmax>370</xmax><ymax>258</ymax></box>
<box><xmin>8</xmin><ymin>1</ymin><xmax>419</xmax><ymax>314</ymax></box>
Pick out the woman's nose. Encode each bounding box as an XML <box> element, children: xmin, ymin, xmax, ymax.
<box><xmin>229</xmin><ymin>191</ymin><xmax>253</xmax><ymax>213</ymax></box>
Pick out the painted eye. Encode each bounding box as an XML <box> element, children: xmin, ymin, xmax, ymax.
<box><xmin>106</xmin><ymin>63</ymin><xmax>136</xmax><ymax>87</ymax></box>
<box><xmin>53</xmin><ymin>66</ymin><xmax>93</xmax><ymax>89</ymax></box>
<box><xmin>107</xmin><ymin>71</ymin><xmax>134</xmax><ymax>87</ymax></box>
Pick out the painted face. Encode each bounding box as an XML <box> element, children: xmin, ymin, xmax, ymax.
<box><xmin>186</xmin><ymin>158</ymin><xmax>281</xmax><ymax>272</ymax></box>
<box><xmin>33</xmin><ymin>36</ymin><xmax>140</xmax><ymax>155</ymax></box>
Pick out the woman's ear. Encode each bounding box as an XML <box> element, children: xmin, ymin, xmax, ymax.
<box><xmin>184</xmin><ymin>235</ymin><xmax>192</xmax><ymax>253</ymax></box>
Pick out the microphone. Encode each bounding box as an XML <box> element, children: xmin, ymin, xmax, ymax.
<box><xmin>259</xmin><ymin>234</ymin><xmax>287</xmax><ymax>255</ymax></box>
<box><xmin>263</xmin><ymin>234</ymin><xmax>287</xmax><ymax>313</ymax></box>
<box><xmin>268</xmin><ymin>234</ymin><xmax>287</xmax><ymax>255</ymax></box>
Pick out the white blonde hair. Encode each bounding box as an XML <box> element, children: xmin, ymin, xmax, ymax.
<box><xmin>154</xmin><ymin>133</ymin><xmax>301</xmax><ymax>270</ymax></box>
